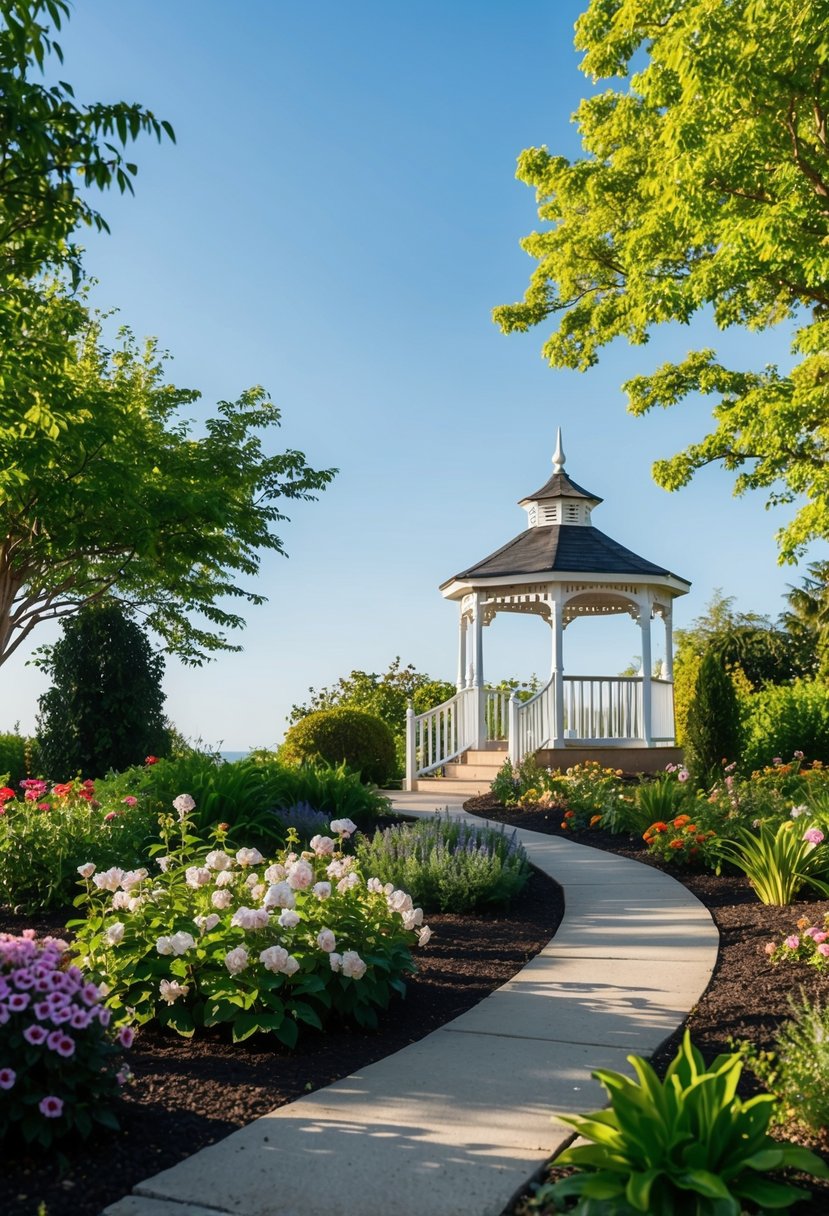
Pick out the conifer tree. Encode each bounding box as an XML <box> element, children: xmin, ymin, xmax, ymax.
<box><xmin>684</xmin><ymin>651</ymin><xmax>742</xmax><ymax>785</ymax></box>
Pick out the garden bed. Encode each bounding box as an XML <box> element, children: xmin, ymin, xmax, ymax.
<box><xmin>1</xmin><ymin>866</ymin><xmax>563</xmax><ymax>1216</ymax></box>
<box><xmin>463</xmin><ymin>796</ymin><xmax>829</xmax><ymax>1216</ymax></box>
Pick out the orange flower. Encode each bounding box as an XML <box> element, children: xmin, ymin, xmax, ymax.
<box><xmin>670</xmin><ymin>839</ymin><xmax>685</xmax><ymax>850</ymax></box>
<box><xmin>590</xmin><ymin>814</ymin><xmax>602</xmax><ymax>827</ymax></box>
<box><xmin>673</xmin><ymin>815</ymin><xmax>691</xmax><ymax>828</ymax></box>
<box><xmin>684</xmin><ymin>824</ymin><xmax>698</xmax><ymax>834</ymax></box>
<box><xmin>695</xmin><ymin>834</ymin><xmax>708</xmax><ymax>844</ymax></box>
<box><xmin>560</xmin><ymin>821</ymin><xmax>568</xmax><ymax>830</ymax></box>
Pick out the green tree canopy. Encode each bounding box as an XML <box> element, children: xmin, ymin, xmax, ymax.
<box><xmin>2</xmin><ymin>303</ymin><xmax>336</xmax><ymax>667</ymax></box>
<box><xmin>494</xmin><ymin>0</ymin><xmax>829</xmax><ymax>562</ymax></box>
<box><xmin>288</xmin><ymin>658</ymin><xmax>455</xmax><ymax>733</ymax></box>
<box><xmin>674</xmin><ymin>590</ymin><xmax>802</xmax><ymax>690</ymax></box>
<box><xmin>780</xmin><ymin>560</ymin><xmax>829</xmax><ymax>679</ymax></box>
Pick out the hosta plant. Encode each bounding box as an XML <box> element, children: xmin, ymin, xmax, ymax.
<box><xmin>0</xmin><ymin>931</ymin><xmax>132</xmax><ymax>1148</ymax></box>
<box><xmin>715</xmin><ymin>821</ymin><xmax>829</xmax><ymax>905</ymax></box>
<box><xmin>535</xmin><ymin>1031</ymin><xmax>829</xmax><ymax>1215</ymax></box>
<box><xmin>70</xmin><ymin>797</ymin><xmax>431</xmax><ymax>1045</ymax></box>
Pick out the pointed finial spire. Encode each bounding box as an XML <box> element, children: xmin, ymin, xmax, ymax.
<box><xmin>552</xmin><ymin>427</ymin><xmax>566</xmax><ymax>474</ymax></box>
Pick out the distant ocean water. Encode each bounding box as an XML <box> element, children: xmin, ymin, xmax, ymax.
<box><xmin>219</xmin><ymin>750</ymin><xmax>250</xmax><ymax>763</ymax></box>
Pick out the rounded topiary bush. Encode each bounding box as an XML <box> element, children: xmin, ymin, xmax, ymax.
<box><xmin>279</xmin><ymin>709</ymin><xmax>397</xmax><ymax>787</ymax></box>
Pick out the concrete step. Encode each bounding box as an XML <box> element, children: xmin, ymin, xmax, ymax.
<box><xmin>412</xmin><ymin>777</ymin><xmax>492</xmax><ymax>796</ymax></box>
<box><xmin>442</xmin><ymin>762</ymin><xmax>503</xmax><ymax>780</ymax></box>
<box><xmin>461</xmin><ymin>747</ymin><xmax>507</xmax><ymax>766</ymax></box>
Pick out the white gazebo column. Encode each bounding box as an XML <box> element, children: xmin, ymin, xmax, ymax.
<box><xmin>639</xmin><ymin>594</ymin><xmax>654</xmax><ymax>746</ymax></box>
<box><xmin>456</xmin><ymin>608</ymin><xmax>468</xmax><ymax>691</ymax></box>
<box><xmin>663</xmin><ymin>606</ymin><xmax>674</xmax><ymax>681</ymax></box>
<box><xmin>472</xmin><ymin>592</ymin><xmax>486</xmax><ymax>748</ymax></box>
<box><xmin>550</xmin><ymin>590</ymin><xmax>565</xmax><ymax>747</ymax></box>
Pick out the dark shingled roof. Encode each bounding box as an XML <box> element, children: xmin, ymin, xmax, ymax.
<box><xmin>519</xmin><ymin>470</ymin><xmax>602</xmax><ymax>504</ymax></box>
<box><xmin>445</xmin><ymin>525</ymin><xmax>690</xmax><ymax>585</ymax></box>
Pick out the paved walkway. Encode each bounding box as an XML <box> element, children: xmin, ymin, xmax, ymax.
<box><xmin>103</xmin><ymin>794</ymin><xmax>719</xmax><ymax>1216</ymax></box>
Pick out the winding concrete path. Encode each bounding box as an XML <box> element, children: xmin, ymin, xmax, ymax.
<box><xmin>103</xmin><ymin>794</ymin><xmax>719</xmax><ymax>1216</ymax></box>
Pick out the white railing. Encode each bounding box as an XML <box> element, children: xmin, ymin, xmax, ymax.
<box><xmin>563</xmin><ymin>676</ymin><xmax>643</xmax><ymax>742</ymax></box>
<box><xmin>651</xmin><ymin>678</ymin><xmax>675</xmax><ymax>742</ymax></box>
<box><xmin>485</xmin><ymin>688</ymin><xmax>510</xmax><ymax>741</ymax></box>
<box><xmin>405</xmin><ymin>687</ymin><xmax>477</xmax><ymax>788</ymax></box>
<box><xmin>510</xmin><ymin>677</ymin><xmax>554</xmax><ymax>763</ymax></box>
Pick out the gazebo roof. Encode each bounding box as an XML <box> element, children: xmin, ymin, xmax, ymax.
<box><xmin>518</xmin><ymin>469</ymin><xmax>602</xmax><ymax>506</ymax></box>
<box><xmin>442</xmin><ymin>523</ymin><xmax>690</xmax><ymax>585</ymax></box>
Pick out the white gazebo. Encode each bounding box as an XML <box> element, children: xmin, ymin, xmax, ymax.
<box><xmin>405</xmin><ymin>432</ymin><xmax>690</xmax><ymax>790</ymax></box>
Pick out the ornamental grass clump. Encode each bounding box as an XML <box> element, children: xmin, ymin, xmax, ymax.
<box><xmin>0</xmin><ymin>931</ymin><xmax>132</xmax><ymax>1147</ymax></box>
<box><xmin>715</xmin><ymin>821</ymin><xmax>829</xmax><ymax>905</ymax></box>
<box><xmin>0</xmin><ymin>777</ymin><xmax>157</xmax><ymax>911</ymax></box>
<box><xmin>355</xmin><ymin>815</ymin><xmax>530</xmax><ymax>912</ymax></box>
<box><xmin>70</xmin><ymin>796</ymin><xmax>430</xmax><ymax>1044</ymax></box>
<box><xmin>533</xmin><ymin>1031</ymin><xmax>829</xmax><ymax>1216</ymax></box>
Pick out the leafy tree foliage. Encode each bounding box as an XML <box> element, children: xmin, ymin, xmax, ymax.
<box><xmin>684</xmin><ymin>651</ymin><xmax>742</xmax><ymax>782</ymax></box>
<box><xmin>37</xmin><ymin>601</ymin><xmax>170</xmax><ymax>778</ymax></box>
<box><xmin>288</xmin><ymin>658</ymin><xmax>455</xmax><ymax>732</ymax></box>
<box><xmin>280</xmin><ymin>708</ymin><xmax>397</xmax><ymax>788</ymax></box>
<box><xmin>674</xmin><ymin>591</ymin><xmax>800</xmax><ymax>691</ymax></box>
<box><xmin>494</xmin><ymin>0</ymin><xmax>829</xmax><ymax>561</ymax></box>
<box><xmin>780</xmin><ymin>561</ymin><xmax>829</xmax><ymax>680</ymax></box>
<box><xmin>1</xmin><ymin>307</ymin><xmax>336</xmax><ymax>667</ymax></box>
<box><xmin>0</xmin><ymin>0</ymin><xmax>173</xmax><ymax>283</ymax></box>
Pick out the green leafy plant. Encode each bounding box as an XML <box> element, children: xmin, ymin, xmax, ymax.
<box><xmin>742</xmin><ymin>682</ymin><xmax>829</xmax><ymax>774</ymax></box>
<box><xmin>70</xmin><ymin>797</ymin><xmax>431</xmax><ymax>1043</ymax></box>
<box><xmin>636</xmin><ymin>770</ymin><xmax>689</xmax><ymax>824</ymax></box>
<box><xmin>534</xmin><ymin>1031</ymin><xmax>829</xmax><ymax>1215</ymax></box>
<box><xmin>251</xmin><ymin>757</ymin><xmax>390</xmax><ymax>828</ymax></box>
<box><xmin>684</xmin><ymin>652</ymin><xmax>742</xmax><ymax>785</ymax></box>
<box><xmin>736</xmin><ymin>996</ymin><xmax>829</xmax><ymax>1137</ymax></box>
<box><xmin>0</xmin><ymin>778</ymin><xmax>157</xmax><ymax>911</ymax></box>
<box><xmin>557</xmin><ymin>761</ymin><xmax>628</xmax><ymax>830</ymax></box>
<box><xmin>279</xmin><ymin>708</ymin><xmax>397</xmax><ymax>787</ymax></box>
<box><xmin>355</xmin><ymin>815</ymin><xmax>530</xmax><ymax>913</ymax></box>
<box><xmin>0</xmin><ymin>730</ymin><xmax>38</xmax><ymax>786</ymax></box>
<box><xmin>0</xmin><ymin>931</ymin><xmax>132</xmax><ymax>1147</ymax></box>
<box><xmin>715</xmin><ymin>822</ymin><xmax>829</xmax><ymax>905</ymax></box>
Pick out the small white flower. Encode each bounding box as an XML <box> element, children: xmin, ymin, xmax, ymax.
<box><xmin>402</xmin><ymin>907</ymin><xmax>424</xmax><ymax>930</ymax></box>
<box><xmin>157</xmin><ymin>856</ymin><xmax>171</xmax><ymax>873</ymax></box>
<box><xmin>93</xmin><ymin>867</ymin><xmax>125</xmax><ymax>892</ymax></box>
<box><xmin>328</xmin><ymin>952</ymin><xmax>343</xmax><ymax>973</ymax></box>
<box><xmin>156</xmin><ymin>935</ymin><xmax>174</xmax><ymax>956</ymax></box>
<box><xmin>366</xmin><ymin>877</ymin><xmax>384</xmax><ymax>894</ymax></box>
<box><xmin>329</xmin><ymin>818</ymin><xmax>358</xmax><ymax>839</ymax></box>
<box><xmin>111</xmin><ymin>891</ymin><xmax>130</xmax><ymax>910</ymax></box>
<box><xmin>127</xmin><ymin>895</ymin><xmax>144</xmax><ymax>913</ymax></box>
<box><xmin>263</xmin><ymin>881</ymin><xmax>295</xmax><ymax>910</ymax></box>
<box><xmin>105</xmin><ymin>922</ymin><xmax>125</xmax><ymax>946</ymax></box>
<box><xmin>387</xmin><ymin>889</ymin><xmax>413</xmax><ymax>914</ymax></box>
<box><xmin>264</xmin><ymin>862</ymin><xmax>286</xmax><ymax>883</ymax></box>
<box><xmin>215</xmin><ymin>870</ymin><xmax>235</xmax><ymax>888</ymax></box>
<box><xmin>185</xmin><ymin>866</ymin><xmax>212</xmax><ymax>888</ymax></box>
<box><xmin>282</xmin><ymin>955</ymin><xmax>300</xmax><ymax>977</ymax></box>
<box><xmin>278</xmin><ymin>909</ymin><xmax>300</xmax><ymax>929</ymax></box>
<box><xmin>159</xmin><ymin>978</ymin><xmax>189</xmax><ymax>1005</ymax></box>
<box><xmin>312</xmin><ymin>881</ymin><xmax>331</xmax><ymax>901</ymax></box>
<box><xmin>194</xmin><ymin>913</ymin><xmax>221</xmax><ymax>935</ymax></box>
<box><xmin>287</xmin><ymin>859</ymin><xmax>314</xmax><ymax>890</ymax></box>
<box><xmin>77</xmin><ymin>862</ymin><xmax>96</xmax><ymax>879</ymax></box>
<box><xmin>259</xmin><ymin>944</ymin><xmax>289</xmax><ymax>973</ymax></box>
<box><xmin>231</xmin><ymin>906</ymin><xmax>269</xmax><ymax>931</ymax></box>
<box><xmin>170</xmin><ymin>931</ymin><xmax>195</xmax><ymax>955</ymax></box>
<box><xmin>121</xmin><ymin>868</ymin><xmax>148</xmax><ymax>891</ymax></box>
<box><xmin>337</xmin><ymin>872</ymin><xmax>361</xmax><ymax>894</ymax></box>
<box><xmin>212</xmin><ymin>889</ymin><xmax>233</xmax><ymax>910</ymax></box>
<box><xmin>173</xmin><ymin>793</ymin><xmax>196</xmax><ymax>820</ymax></box>
<box><xmin>310</xmin><ymin>834</ymin><xmax>335</xmax><ymax>856</ymax></box>
<box><xmin>418</xmin><ymin>925</ymin><xmax>432</xmax><ymax>947</ymax></box>
<box><xmin>244</xmin><ymin>872</ymin><xmax>260</xmax><ymax>889</ymax></box>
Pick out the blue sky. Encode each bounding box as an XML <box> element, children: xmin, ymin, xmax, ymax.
<box><xmin>5</xmin><ymin>0</ymin><xmax>818</xmax><ymax>749</ymax></box>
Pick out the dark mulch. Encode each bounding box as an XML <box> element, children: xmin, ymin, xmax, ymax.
<box><xmin>465</xmin><ymin>795</ymin><xmax>829</xmax><ymax>1216</ymax></box>
<box><xmin>0</xmin><ymin>866</ymin><xmax>563</xmax><ymax>1216</ymax></box>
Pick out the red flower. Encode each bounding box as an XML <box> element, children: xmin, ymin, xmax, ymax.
<box><xmin>51</xmin><ymin>782</ymin><xmax>74</xmax><ymax>799</ymax></box>
<box><xmin>0</xmin><ymin>787</ymin><xmax>15</xmax><ymax>802</ymax></box>
<box><xmin>145</xmin><ymin>756</ymin><xmax>158</xmax><ymax>766</ymax></box>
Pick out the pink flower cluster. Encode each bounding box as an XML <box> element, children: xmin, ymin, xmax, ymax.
<box><xmin>766</xmin><ymin>913</ymin><xmax>829</xmax><ymax>969</ymax></box>
<box><xmin>0</xmin><ymin>931</ymin><xmax>132</xmax><ymax>1124</ymax></box>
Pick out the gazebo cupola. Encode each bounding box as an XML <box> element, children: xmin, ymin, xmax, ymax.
<box><xmin>405</xmin><ymin>430</ymin><xmax>691</xmax><ymax>790</ymax></box>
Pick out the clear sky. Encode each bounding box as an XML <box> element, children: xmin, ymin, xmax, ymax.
<box><xmin>5</xmin><ymin>0</ymin><xmax>820</xmax><ymax>750</ymax></box>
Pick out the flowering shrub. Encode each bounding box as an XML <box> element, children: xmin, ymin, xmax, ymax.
<box><xmin>70</xmin><ymin>797</ymin><xmax>430</xmax><ymax>1043</ymax></box>
<box><xmin>642</xmin><ymin>813</ymin><xmax>719</xmax><ymax>869</ymax></box>
<box><xmin>715</xmin><ymin>821</ymin><xmax>829</xmax><ymax>905</ymax></box>
<box><xmin>355</xmin><ymin>815</ymin><xmax>530</xmax><ymax>912</ymax></box>
<box><xmin>765</xmin><ymin>911</ymin><xmax>829</xmax><ymax>971</ymax></box>
<box><xmin>0</xmin><ymin>777</ymin><xmax>157</xmax><ymax>911</ymax></box>
<box><xmin>736</xmin><ymin>996</ymin><xmax>829</xmax><ymax>1136</ymax></box>
<box><xmin>0</xmin><ymin>931</ymin><xmax>131</xmax><ymax>1147</ymax></box>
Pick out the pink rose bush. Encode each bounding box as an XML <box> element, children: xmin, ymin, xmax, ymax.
<box><xmin>70</xmin><ymin>797</ymin><xmax>431</xmax><ymax>1044</ymax></box>
<box><xmin>0</xmin><ymin>931</ymin><xmax>132</xmax><ymax>1147</ymax></box>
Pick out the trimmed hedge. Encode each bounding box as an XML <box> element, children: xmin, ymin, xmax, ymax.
<box><xmin>742</xmin><ymin>680</ymin><xmax>829</xmax><ymax>773</ymax></box>
<box><xmin>279</xmin><ymin>708</ymin><xmax>396</xmax><ymax>787</ymax></box>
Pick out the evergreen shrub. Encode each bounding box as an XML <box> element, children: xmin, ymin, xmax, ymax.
<box><xmin>684</xmin><ymin>651</ymin><xmax>741</xmax><ymax>783</ymax></box>
<box><xmin>279</xmin><ymin>708</ymin><xmax>397</xmax><ymax>787</ymax></box>
<box><xmin>741</xmin><ymin>680</ymin><xmax>829</xmax><ymax>774</ymax></box>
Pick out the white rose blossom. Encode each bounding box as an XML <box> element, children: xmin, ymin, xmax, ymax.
<box><xmin>244</xmin><ymin>872</ymin><xmax>260</xmax><ymax>889</ymax></box>
<box><xmin>402</xmin><ymin>907</ymin><xmax>424</xmax><ymax>930</ymax></box>
<box><xmin>259</xmin><ymin>944</ymin><xmax>289</xmax><ymax>973</ymax></box>
<box><xmin>224</xmin><ymin>946</ymin><xmax>249</xmax><ymax>975</ymax></box>
<box><xmin>287</xmin><ymin>859</ymin><xmax>314</xmax><ymax>890</ymax></box>
<box><xmin>194</xmin><ymin>913</ymin><xmax>221</xmax><ymax>935</ymax></box>
<box><xmin>337</xmin><ymin>873</ymin><xmax>361</xmax><ymax>894</ymax></box>
<box><xmin>215</xmin><ymin>871</ymin><xmax>235</xmax><ymax>888</ymax></box>
<box><xmin>158</xmin><ymin>931</ymin><xmax>195</xmax><ymax>956</ymax></box>
<box><xmin>173</xmin><ymin>793</ymin><xmax>196</xmax><ymax>820</ymax></box>
<box><xmin>77</xmin><ymin>862</ymin><xmax>96</xmax><ymax>879</ymax></box>
<box><xmin>317</xmin><ymin>929</ymin><xmax>336</xmax><ymax>953</ymax></box>
<box><xmin>105</xmin><ymin>922</ymin><xmax>125</xmax><ymax>946</ymax></box>
<box><xmin>185</xmin><ymin>866</ymin><xmax>212</xmax><ymax>888</ymax></box>
<box><xmin>418</xmin><ymin>925</ymin><xmax>432</xmax><ymax>947</ymax></box>
<box><xmin>111</xmin><ymin>891</ymin><xmax>130</xmax><ymax>910</ymax></box>
<box><xmin>157</xmin><ymin>856</ymin><xmax>171</xmax><ymax>873</ymax></box>
<box><xmin>328</xmin><ymin>952</ymin><xmax>342</xmax><ymax>973</ymax></box>
<box><xmin>205</xmin><ymin>850</ymin><xmax>233</xmax><ymax>871</ymax></box>
<box><xmin>231</xmin><ymin>906</ymin><xmax>270</xmax><ymax>931</ymax></box>
<box><xmin>278</xmin><ymin>909</ymin><xmax>300</xmax><ymax>929</ymax></box>
<box><xmin>93</xmin><ymin>867</ymin><xmax>125</xmax><ymax>892</ymax></box>
<box><xmin>366</xmin><ymin>877</ymin><xmax>384</xmax><ymax>894</ymax></box>
<box><xmin>263</xmin><ymin>881</ymin><xmax>295</xmax><ymax>910</ymax></box>
<box><xmin>121</xmin><ymin>868</ymin><xmax>148</xmax><ymax>891</ymax></box>
<box><xmin>312</xmin><ymin>881</ymin><xmax>332</xmax><ymax>901</ymax></box>
<box><xmin>235</xmin><ymin>847</ymin><xmax>264</xmax><ymax>868</ymax></box>
<box><xmin>251</xmin><ymin>883</ymin><xmax>266</xmax><ymax>901</ymax></box>
<box><xmin>212</xmin><ymin>889</ymin><xmax>233</xmax><ymax>910</ymax></box>
<box><xmin>309</xmin><ymin>835</ymin><xmax>335</xmax><ymax>856</ymax></box>
<box><xmin>264</xmin><ymin>863</ymin><xmax>286</xmax><ymax>883</ymax></box>
<box><xmin>341</xmin><ymin>950</ymin><xmax>367</xmax><ymax>980</ymax></box>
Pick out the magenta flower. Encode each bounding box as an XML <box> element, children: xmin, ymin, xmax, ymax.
<box><xmin>8</xmin><ymin>992</ymin><xmax>30</xmax><ymax>1012</ymax></box>
<box><xmin>117</xmin><ymin>1025</ymin><xmax>135</xmax><ymax>1049</ymax></box>
<box><xmin>23</xmin><ymin>1024</ymin><xmax>48</xmax><ymax>1045</ymax></box>
<box><xmin>818</xmin><ymin>943</ymin><xmax>829</xmax><ymax>957</ymax></box>
<box><xmin>38</xmin><ymin>1095</ymin><xmax>64</xmax><ymax>1118</ymax></box>
<box><xmin>784</xmin><ymin>934</ymin><xmax>800</xmax><ymax>949</ymax></box>
<box><xmin>803</xmin><ymin>827</ymin><xmax>825</xmax><ymax>846</ymax></box>
<box><xmin>0</xmin><ymin>1068</ymin><xmax>15</xmax><ymax>1089</ymax></box>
